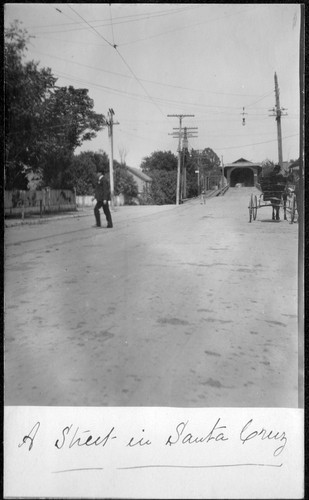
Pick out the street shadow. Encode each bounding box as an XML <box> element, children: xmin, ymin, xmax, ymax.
<box><xmin>259</xmin><ymin>219</ymin><xmax>282</xmax><ymax>223</ymax></box>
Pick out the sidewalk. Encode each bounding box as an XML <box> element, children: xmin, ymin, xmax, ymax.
<box><xmin>4</xmin><ymin>203</ymin><xmax>187</xmax><ymax>228</ymax></box>
<box><xmin>5</xmin><ymin>208</ymin><xmax>91</xmax><ymax>227</ymax></box>
<box><xmin>4</xmin><ymin>190</ymin><xmax>222</xmax><ymax>228</ymax></box>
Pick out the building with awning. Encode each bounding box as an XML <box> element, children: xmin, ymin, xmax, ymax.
<box><xmin>223</xmin><ymin>158</ymin><xmax>262</xmax><ymax>187</ymax></box>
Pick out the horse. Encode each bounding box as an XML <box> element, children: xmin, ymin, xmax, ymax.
<box><xmin>260</xmin><ymin>173</ymin><xmax>287</xmax><ymax>221</ymax></box>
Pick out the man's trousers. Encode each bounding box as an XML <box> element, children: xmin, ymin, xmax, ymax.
<box><xmin>94</xmin><ymin>201</ymin><xmax>113</xmax><ymax>227</ymax></box>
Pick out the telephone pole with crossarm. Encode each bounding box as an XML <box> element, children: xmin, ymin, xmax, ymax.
<box><xmin>269</xmin><ymin>73</ymin><xmax>287</xmax><ymax>169</ymax></box>
<box><xmin>167</xmin><ymin>114</ymin><xmax>195</xmax><ymax>204</ymax></box>
<box><xmin>106</xmin><ymin>109</ymin><xmax>119</xmax><ymax>209</ymax></box>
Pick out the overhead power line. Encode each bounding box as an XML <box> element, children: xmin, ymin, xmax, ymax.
<box><xmin>60</xmin><ymin>5</ymin><xmax>166</xmax><ymax>118</ymax></box>
<box><xmin>114</xmin><ymin>47</ymin><xmax>166</xmax><ymax>118</ymax></box>
<box><xmin>67</xmin><ymin>4</ymin><xmax>116</xmax><ymax>49</ymax></box>
<box><xmin>216</xmin><ymin>134</ymin><xmax>298</xmax><ymax>151</ymax></box>
<box><xmin>29</xmin><ymin>5</ymin><xmax>201</xmax><ymax>31</ymax></box>
<box><xmin>109</xmin><ymin>3</ymin><xmax>116</xmax><ymax>48</ymax></box>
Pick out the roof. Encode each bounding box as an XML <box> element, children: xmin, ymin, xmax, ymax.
<box><xmin>224</xmin><ymin>158</ymin><xmax>262</xmax><ymax>168</ymax></box>
<box><xmin>126</xmin><ymin>166</ymin><xmax>152</xmax><ymax>182</ymax></box>
<box><xmin>233</xmin><ymin>157</ymin><xmax>250</xmax><ymax>163</ymax></box>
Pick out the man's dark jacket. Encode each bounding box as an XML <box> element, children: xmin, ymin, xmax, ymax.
<box><xmin>95</xmin><ymin>176</ymin><xmax>111</xmax><ymax>201</ymax></box>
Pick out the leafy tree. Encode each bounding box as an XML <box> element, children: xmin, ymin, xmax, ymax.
<box><xmin>64</xmin><ymin>151</ymin><xmax>138</xmax><ymax>201</ymax></box>
<box><xmin>148</xmin><ymin>170</ymin><xmax>177</xmax><ymax>205</ymax></box>
<box><xmin>141</xmin><ymin>150</ymin><xmax>177</xmax><ymax>174</ymax></box>
<box><xmin>64</xmin><ymin>151</ymin><xmax>109</xmax><ymax>195</ymax></box>
<box><xmin>183</xmin><ymin>150</ymin><xmax>198</xmax><ymax>198</ymax></box>
<box><xmin>188</xmin><ymin>148</ymin><xmax>221</xmax><ymax>173</ymax></box>
<box><xmin>186</xmin><ymin>148</ymin><xmax>221</xmax><ymax>192</ymax></box>
<box><xmin>27</xmin><ymin>86</ymin><xmax>106</xmax><ymax>188</ymax></box>
<box><xmin>5</xmin><ymin>21</ymin><xmax>106</xmax><ymax>189</ymax></box>
<box><xmin>140</xmin><ymin>151</ymin><xmax>177</xmax><ymax>204</ymax></box>
<box><xmin>5</xmin><ymin>21</ymin><xmax>56</xmax><ymax>188</ymax></box>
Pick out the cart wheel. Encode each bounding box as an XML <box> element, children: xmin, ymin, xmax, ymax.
<box><xmin>253</xmin><ymin>195</ymin><xmax>258</xmax><ymax>220</ymax></box>
<box><xmin>248</xmin><ymin>194</ymin><xmax>253</xmax><ymax>222</ymax></box>
<box><xmin>287</xmin><ymin>194</ymin><xmax>296</xmax><ymax>224</ymax></box>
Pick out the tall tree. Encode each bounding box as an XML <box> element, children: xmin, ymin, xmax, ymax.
<box><xmin>64</xmin><ymin>151</ymin><xmax>109</xmax><ymax>195</ymax></box>
<box><xmin>141</xmin><ymin>151</ymin><xmax>177</xmax><ymax>174</ymax></box>
<box><xmin>147</xmin><ymin>169</ymin><xmax>177</xmax><ymax>205</ymax></box>
<box><xmin>5</xmin><ymin>21</ymin><xmax>56</xmax><ymax>188</ymax></box>
<box><xmin>140</xmin><ymin>151</ymin><xmax>178</xmax><ymax>204</ymax></box>
<box><xmin>39</xmin><ymin>86</ymin><xmax>106</xmax><ymax>187</ymax></box>
<box><xmin>186</xmin><ymin>148</ymin><xmax>221</xmax><ymax>191</ymax></box>
<box><xmin>5</xmin><ymin>21</ymin><xmax>106</xmax><ymax>189</ymax></box>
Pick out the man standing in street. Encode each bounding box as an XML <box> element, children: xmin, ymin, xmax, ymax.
<box><xmin>92</xmin><ymin>172</ymin><xmax>113</xmax><ymax>228</ymax></box>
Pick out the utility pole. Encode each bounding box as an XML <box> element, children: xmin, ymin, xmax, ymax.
<box><xmin>106</xmin><ymin>108</ymin><xmax>119</xmax><ymax>209</ymax></box>
<box><xmin>170</xmin><ymin>126</ymin><xmax>198</xmax><ymax>201</ymax></box>
<box><xmin>269</xmin><ymin>72</ymin><xmax>287</xmax><ymax>168</ymax></box>
<box><xmin>168</xmin><ymin>114</ymin><xmax>194</xmax><ymax>205</ymax></box>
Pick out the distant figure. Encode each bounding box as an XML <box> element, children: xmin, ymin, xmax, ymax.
<box><xmin>92</xmin><ymin>172</ymin><xmax>113</xmax><ymax>228</ymax></box>
<box><xmin>201</xmin><ymin>189</ymin><xmax>206</xmax><ymax>204</ymax></box>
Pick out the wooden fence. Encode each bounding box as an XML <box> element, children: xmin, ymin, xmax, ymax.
<box><xmin>4</xmin><ymin>189</ymin><xmax>77</xmax><ymax>217</ymax></box>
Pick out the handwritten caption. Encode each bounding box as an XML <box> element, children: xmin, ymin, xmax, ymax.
<box><xmin>18</xmin><ymin>418</ymin><xmax>287</xmax><ymax>458</ymax></box>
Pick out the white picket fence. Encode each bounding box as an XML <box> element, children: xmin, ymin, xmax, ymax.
<box><xmin>76</xmin><ymin>194</ymin><xmax>125</xmax><ymax>208</ymax></box>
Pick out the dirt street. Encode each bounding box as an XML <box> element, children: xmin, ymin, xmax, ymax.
<box><xmin>4</xmin><ymin>188</ymin><xmax>299</xmax><ymax>407</ymax></box>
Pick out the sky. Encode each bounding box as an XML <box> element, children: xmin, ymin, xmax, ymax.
<box><xmin>4</xmin><ymin>3</ymin><xmax>301</xmax><ymax>168</ymax></box>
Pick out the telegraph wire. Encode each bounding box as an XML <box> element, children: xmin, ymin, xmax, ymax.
<box><xmin>31</xmin><ymin>51</ymin><xmax>272</xmax><ymax>115</ymax></box>
<box><xmin>29</xmin><ymin>5</ymin><xmax>258</xmax><ymax>51</ymax></box>
<box><xmin>246</xmin><ymin>91</ymin><xmax>274</xmax><ymax>109</ymax></box>
<box><xmin>28</xmin><ymin>5</ymin><xmax>202</xmax><ymax>31</ymax></box>
<box><xmin>50</xmin><ymin>68</ymin><xmax>281</xmax><ymax>121</ymax></box>
<box><xmin>53</xmin><ymin>68</ymin><xmax>273</xmax><ymax>117</ymax></box>
<box><xmin>109</xmin><ymin>3</ymin><xmax>116</xmax><ymax>48</ymax></box>
<box><xmin>216</xmin><ymin>134</ymin><xmax>298</xmax><ymax>151</ymax></box>
<box><xmin>114</xmin><ymin>47</ymin><xmax>167</xmax><ymax>118</ymax></box>
<box><xmin>60</xmin><ymin>5</ymin><xmax>167</xmax><ymax>118</ymax></box>
<box><xmin>30</xmin><ymin>44</ymin><xmax>271</xmax><ymax>98</ymax></box>
<box><xmin>119</xmin><ymin>5</ymin><xmax>259</xmax><ymax>47</ymax></box>
<box><xmin>67</xmin><ymin>4</ymin><xmax>115</xmax><ymax>49</ymax></box>
<box><xmin>53</xmin><ymin>69</ymin><xmax>173</xmax><ymax>108</ymax></box>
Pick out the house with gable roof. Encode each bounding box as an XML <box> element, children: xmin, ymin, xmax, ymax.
<box><xmin>125</xmin><ymin>166</ymin><xmax>153</xmax><ymax>197</ymax></box>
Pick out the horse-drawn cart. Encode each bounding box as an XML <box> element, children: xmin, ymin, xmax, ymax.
<box><xmin>248</xmin><ymin>178</ymin><xmax>297</xmax><ymax>223</ymax></box>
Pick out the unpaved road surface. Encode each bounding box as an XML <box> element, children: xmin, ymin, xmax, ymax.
<box><xmin>4</xmin><ymin>188</ymin><xmax>299</xmax><ymax>407</ymax></box>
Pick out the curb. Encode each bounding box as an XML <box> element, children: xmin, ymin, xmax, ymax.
<box><xmin>5</xmin><ymin>199</ymin><xmax>203</xmax><ymax>228</ymax></box>
<box><xmin>5</xmin><ymin>210</ymin><xmax>92</xmax><ymax>227</ymax></box>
